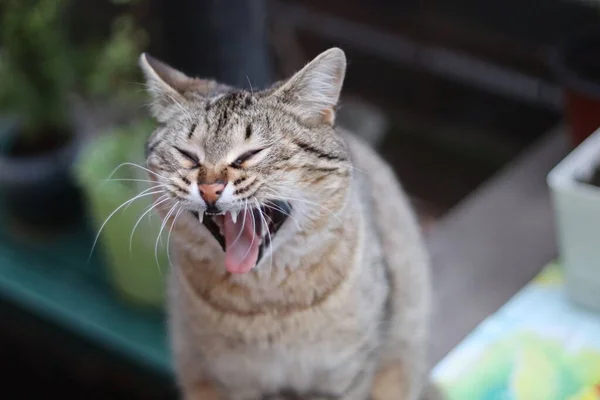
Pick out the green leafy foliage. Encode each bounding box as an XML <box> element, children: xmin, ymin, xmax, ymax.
<box><xmin>84</xmin><ymin>14</ymin><xmax>148</xmax><ymax>102</ymax></box>
<box><xmin>0</xmin><ymin>0</ymin><xmax>148</xmax><ymax>145</ymax></box>
<box><xmin>0</xmin><ymin>0</ymin><xmax>74</xmax><ymax>140</ymax></box>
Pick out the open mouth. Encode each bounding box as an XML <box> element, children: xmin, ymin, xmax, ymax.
<box><xmin>190</xmin><ymin>200</ymin><xmax>291</xmax><ymax>274</ymax></box>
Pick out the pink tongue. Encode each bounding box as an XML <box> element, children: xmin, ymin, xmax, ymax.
<box><xmin>223</xmin><ymin>210</ymin><xmax>260</xmax><ymax>274</ymax></box>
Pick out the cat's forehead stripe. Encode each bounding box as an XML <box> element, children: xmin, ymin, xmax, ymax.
<box><xmin>187</xmin><ymin>123</ymin><xmax>197</xmax><ymax>139</ymax></box>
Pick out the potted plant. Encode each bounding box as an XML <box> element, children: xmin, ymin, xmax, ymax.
<box><xmin>72</xmin><ymin>8</ymin><xmax>150</xmax><ymax>135</ymax></box>
<box><xmin>547</xmin><ymin>127</ymin><xmax>600</xmax><ymax>312</ymax></box>
<box><xmin>0</xmin><ymin>0</ymin><xmax>150</xmax><ymax>238</ymax></box>
<box><xmin>0</xmin><ymin>0</ymin><xmax>84</xmax><ymax>235</ymax></box>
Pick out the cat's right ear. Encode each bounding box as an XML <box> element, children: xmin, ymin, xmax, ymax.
<box><xmin>139</xmin><ymin>53</ymin><xmax>211</xmax><ymax>122</ymax></box>
<box><xmin>270</xmin><ymin>48</ymin><xmax>346</xmax><ymax>126</ymax></box>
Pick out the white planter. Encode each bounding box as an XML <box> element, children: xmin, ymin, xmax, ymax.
<box><xmin>548</xmin><ymin>128</ymin><xmax>600</xmax><ymax>312</ymax></box>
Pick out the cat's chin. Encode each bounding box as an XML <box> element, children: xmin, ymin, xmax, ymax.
<box><xmin>190</xmin><ymin>200</ymin><xmax>291</xmax><ymax>272</ymax></box>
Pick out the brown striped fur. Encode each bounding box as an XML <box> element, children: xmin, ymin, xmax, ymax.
<box><xmin>139</xmin><ymin>48</ymin><xmax>437</xmax><ymax>400</ymax></box>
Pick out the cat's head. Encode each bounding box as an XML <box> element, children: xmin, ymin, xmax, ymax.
<box><xmin>139</xmin><ymin>48</ymin><xmax>352</xmax><ymax>274</ymax></box>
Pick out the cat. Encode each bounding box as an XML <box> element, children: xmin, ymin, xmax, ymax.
<box><xmin>139</xmin><ymin>48</ymin><xmax>437</xmax><ymax>400</ymax></box>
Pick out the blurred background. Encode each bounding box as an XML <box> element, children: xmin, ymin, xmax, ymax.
<box><xmin>2</xmin><ymin>0</ymin><xmax>600</xmax><ymax>398</ymax></box>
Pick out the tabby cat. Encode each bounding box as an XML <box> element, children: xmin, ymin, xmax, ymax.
<box><xmin>139</xmin><ymin>48</ymin><xmax>436</xmax><ymax>400</ymax></box>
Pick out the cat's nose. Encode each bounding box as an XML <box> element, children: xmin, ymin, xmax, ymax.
<box><xmin>198</xmin><ymin>182</ymin><xmax>225</xmax><ymax>205</ymax></box>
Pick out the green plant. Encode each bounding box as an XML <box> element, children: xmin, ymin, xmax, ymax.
<box><xmin>84</xmin><ymin>14</ymin><xmax>148</xmax><ymax>103</ymax></box>
<box><xmin>0</xmin><ymin>0</ymin><xmax>148</xmax><ymax>150</ymax></box>
<box><xmin>0</xmin><ymin>0</ymin><xmax>74</xmax><ymax>144</ymax></box>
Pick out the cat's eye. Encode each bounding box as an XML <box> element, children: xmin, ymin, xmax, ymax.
<box><xmin>175</xmin><ymin>147</ymin><xmax>200</xmax><ymax>167</ymax></box>
<box><xmin>231</xmin><ymin>149</ymin><xmax>263</xmax><ymax>168</ymax></box>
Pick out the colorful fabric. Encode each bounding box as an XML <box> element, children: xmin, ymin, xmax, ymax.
<box><xmin>432</xmin><ymin>262</ymin><xmax>600</xmax><ymax>400</ymax></box>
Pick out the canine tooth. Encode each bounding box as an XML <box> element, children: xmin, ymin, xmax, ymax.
<box><xmin>198</xmin><ymin>211</ymin><xmax>204</xmax><ymax>223</ymax></box>
<box><xmin>231</xmin><ymin>210</ymin><xmax>238</xmax><ymax>224</ymax></box>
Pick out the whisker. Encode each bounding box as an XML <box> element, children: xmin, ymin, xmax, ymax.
<box><xmin>167</xmin><ymin>206</ymin><xmax>184</xmax><ymax>270</ymax></box>
<box><xmin>155</xmin><ymin>202</ymin><xmax>180</xmax><ymax>274</ymax></box>
<box><xmin>104</xmin><ymin>178</ymin><xmax>166</xmax><ymax>185</ymax></box>
<box><xmin>230</xmin><ymin>200</ymin><xmax>249</xmax><ymax>248</ymax></box>
<box><xmin>246</xmin><ymin>75</ymin><xmax>254</xmax><ymax>95</ymax></box>
<box><xmin>129</xmin><ymin>195</ymin><xmax>171</xmax><ymax>252</ymax></box>
<box><xmin>259</xmin><ymin>186</ymin><xmax>339</xmax><ymax>223</ymax></box>
<box><xmin>240</xmin><ymin>203</ymin><xmax>257</xmax><ymax>261</ymax></box>
<box><xmin>129</xmin><ymin>81</ymin><xmax>154</xmax><ymax>88</ymax></box>
<box><xmin>348</xmin><ymin>164</ymin><xmax>368</xmax><ymax>175</ymax></box>
<box><xmin>88</xmin><ymin>189</ymin><xmax>166</xmax><ymax>263</ymax></box>
<box><xmin>262</xmin><ymin>199</ymin><xmax>300</xmax><ymax>227</ymax></box>
<box><xmin>263</xmin><ymin>190</ymin><xmax>331</xmax><ymax>211</ymax></box>
<box><xmin>107</xmin><ymin>162</ymin><xmax>168</xmax><ymax>182</ymax></box>
<box><xmin>138</xmin><ymin>101</ymin><xmax>155</xmax><ymax>110</ymax></box>
<box><xmin>263</xmin><ymin>204</ymin><xmax>300</xmax><ymax>231</ymax></box>
<box><xmin>124</xmin><ymin>185</ymin><xmax>167</xmax><ymax>211</ymax></box>
<box><xmin>264</xmin><ymin>193</ymin><xmax>343</xmax><ymax>224</ymax></box>
<box><xmin>260</xmin><ymin>205</ymin><xmax>276</xmax><ymax>226</ymax></box>
<box><xmin>254</xmin><ymin>198</ymin><xmax>273</xmax><ymax>274</ymax></box>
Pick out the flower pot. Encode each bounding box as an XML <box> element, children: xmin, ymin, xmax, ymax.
<box><xmin>0</xmin><ymin>117</ymin><xmax>83</xmax><ymax>236</ymax></box>
<box><xmin>550</xmin><ymin>27</ymin><xmax>600</xmax><ymax>147</ymax></box>
<box><xmin>547</xmin><ymin>127</ymin><xmax>600</xmax><ymax>312</ymax></box>
<box><xmin>75</xmin><ymin>120</ymin><xmax>166</xmax><ymax>308</ymax></box>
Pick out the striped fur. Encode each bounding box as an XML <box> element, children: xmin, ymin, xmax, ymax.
<box><xmin>139</xmin><ymin>48</ymin><xmax>435</xmax><ymax>400</ymax></box>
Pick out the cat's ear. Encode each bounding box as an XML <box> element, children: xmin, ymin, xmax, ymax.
<box><xmin>139</xmin><ymin>53</ymin><xmax>212</xmax><ymax>121</ymax></box>
<box><xmin>272</xmin><ymin>48</ymin><xmax>346</xmax><ymax>125</ymax></box>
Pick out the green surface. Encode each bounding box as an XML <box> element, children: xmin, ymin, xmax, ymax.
<box><xmin>0</xmin><ymin>221</ymin><xmax>172</xmax><ymax>376</ymax></box>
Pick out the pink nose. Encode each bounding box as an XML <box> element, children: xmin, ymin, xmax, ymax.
<box><xmin>198</xmin><ymin>183</ymin><xmax>225</xmax><ymax>205</ymax></box>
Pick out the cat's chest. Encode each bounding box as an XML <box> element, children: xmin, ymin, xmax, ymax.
<box><xmin>192</xmin><ymin>284</ymin><xmax>386</xmax><ymax>398</ymax></box>
<box><xmin>207</xmin><ymin>328</ymin><xmax>375</xmax><ymax>399</ymax></box>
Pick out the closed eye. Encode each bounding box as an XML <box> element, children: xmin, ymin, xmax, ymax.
<box><xmin>231</xmin><ymin>149</ymin><xmax>263</xmax><ymax>168</ymax></box>
<box><xmin>175</xmin><ymin>147</ymin><xmax>200</xmax><ymax>166</ymax></box>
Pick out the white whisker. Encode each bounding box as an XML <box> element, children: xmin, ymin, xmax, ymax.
<box><xmin>264</xmin><ymin>193</ymin><xmax>343</xmax><ymax>224</ymax></box>
<box><xmin>240</xmin><ymin>203</ymin><xmax>257</xmax><ymax>262</ymax></box>
<box><xmin>262</xmin><ymin>199</ymin><xmax>300</xmax><ymax>227</ymax></box>
<box><xmin>167</xmin><ymin>206</ymin><xmax>184</xmax><ymax>270</ymax></box>
<box><xmin>155</xmin><ymin>202</ymin><xmax>180</xmax><ymax>274</ymax></box>
<box><xmin>254</xmin><ymin>198</ymin><xmax>273</xmax><ymax>274</ymax></box>
<box><xmin>104</xmin><ymin>178</ymin><xmax>166</xmax><ymax>185</ymax></box>
<box><xmin>348</xmin><ymin>164</ymin><xmax>368</xmax><ymax>175</ymax></box>
<box><xmin>230</xmin><ymin>200</ymin><xmax>249</xmax><ymax>248</ymax></box>
<box><xmin>259</xmin><ymin>186</ymin><xmax>341</xmax><ymax>224</ymax></box>
<box><xmin>88</xmin><ymin>189</ymin><xmax>166</xmax><ymax>263</ymax></box>
<box><xmin>124</xmin><ymin>184</ymin><xmax>167</xmax><ymax>211</ymax></box>
<box><xmin>107</xmin><ymin>162</ymin><xmax>168</xmax><ymax>182</ymax></box>
<box><xmin>246</xmin><ymin>75</ymin><xmax>254</xmax><ymax>95</ymax></box>
<box><xmin>129</xmin><ymin>195</ymin><xmax>171</xmax><ymax>252</ymax></box>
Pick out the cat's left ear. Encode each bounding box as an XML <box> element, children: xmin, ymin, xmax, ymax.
<box><xmin>272</xmin><ymin>48</ymin><xmax>346</xmax><ymax>126</ymax></box>
<box><xmin>139</xmin><ymin>53</ymin><xmax>212</xmax><ymax>122</ymax></box>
